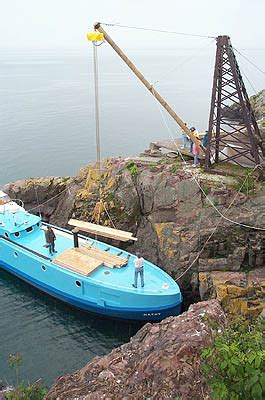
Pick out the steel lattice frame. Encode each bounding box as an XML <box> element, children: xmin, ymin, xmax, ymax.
<box><xmin>206</xmin><ymin>35</ymin><xmax>264</xmax><ymax>178</ymax></box>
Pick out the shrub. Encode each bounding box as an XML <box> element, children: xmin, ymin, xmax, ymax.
<box><xmin>126</xmin><ymin>162</ymin><xmax>139</xmax><ymax>177</ymax></box>
<box><xmin>5</xmin><ymin>383</ymin><xmax>47</xmax><ymax>400</ymax></box>
<box><xmin>201</xmin><ymin>318</ymin><xmax>264</xmax><ymax>400</ymax></box>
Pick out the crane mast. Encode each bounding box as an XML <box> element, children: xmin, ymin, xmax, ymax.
<box><xmin>94</xmin><ymin>22</ymin><xmax>204</xmax><ymax>152</ymax></box>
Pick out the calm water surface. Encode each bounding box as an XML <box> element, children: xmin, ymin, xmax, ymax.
<box><xmin>0</xmin><ymin>46</ymin><xmax>264</xmax><ymax>386</ymax></box>
<box><xmin>0</xmin><ymin>269</ymin><xmax>140</xmax><ymax>386</ymax></box>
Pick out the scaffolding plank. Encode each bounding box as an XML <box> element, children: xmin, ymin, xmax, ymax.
<box><xmin>68</xmin><ymin>219</ymin><xmax>137</xmax><ymax>242</ymax></box>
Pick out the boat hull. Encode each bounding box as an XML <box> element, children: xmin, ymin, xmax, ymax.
<box><xmin>0</xmin><ymin>260</ymin><xmax>182</xmax><ymax>321</ymax></box>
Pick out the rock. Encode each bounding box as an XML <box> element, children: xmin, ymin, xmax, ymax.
<box><xmin>45</xmin><ymin>300</ymin><xmax>226</xmax><ymax>400</ymax></box>
<box><xmin>198</xmin><ymin>268</ymin><xmax>265</xmax><ymax>317</ymax></box>
<box><xmin>4</xmin><ymin>176</ymin><xmax>72</xmax><ymax>222</ymax></box>
<box><xmin>4</xmin><ymin>158</ymin><xmax>264</xmax><ymax>297</ymax></box>
<box><xmin>222</xmin><ymin>89</ymin><xmax>265</xmax><ymax>121</ymax></box>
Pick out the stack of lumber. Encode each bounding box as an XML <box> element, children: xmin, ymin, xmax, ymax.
<box><xmin>53</xmin><ymin>248</ymin><xmax>102</xmax><ymax>276</ymax></box>
<box><xmin>80</xmin><ymin>244</ymin><xmax>128</xmax><ymax>268</ymax></box>
<box><xmin>68</xmin><ymin>219</ymin><xmax>137</xmax><ymax>242</ymax></box>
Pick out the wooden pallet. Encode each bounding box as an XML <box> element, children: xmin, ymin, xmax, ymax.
<box><xmin>53</xmin><ymin>248</ymin><xmax>103</xmax><ymax>276</ymax></box>
<box><xmin>80</xmin><ymin>244</ymin><xmax>128</xmax><ymax>268</ymax></box>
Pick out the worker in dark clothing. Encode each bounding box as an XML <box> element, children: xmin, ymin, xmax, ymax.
<box><xmin>45</xmin><ymin>226</ymin><xmax>57</xmax><ymax>255</ymax></box>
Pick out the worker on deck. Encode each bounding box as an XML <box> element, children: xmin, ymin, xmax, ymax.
<box><xmin>132</xmin><ymin>253</ymin><xmax>144</xmax><ymax>288</ymax></box>
<box><xmin>181</xmin><ymin>123</ymin><xmax>188</xmax><ymax>149</ymax></box>
<box><xmin>45</xmin><ymin>226</ymin><xmax>57</xmax><ymax>256</ymax></box>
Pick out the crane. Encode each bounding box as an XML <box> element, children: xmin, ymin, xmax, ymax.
<box><xmin>92</xmin><ymin>22</ymin><xmax>205</xmax><ymax>153</ymax></box>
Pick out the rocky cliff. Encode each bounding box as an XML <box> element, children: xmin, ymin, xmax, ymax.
<box><xmin>222</xmin><ymin>89</ymin><xmax>265</xmax><ymax>122</ymax></box>
<box><xmin>4</xmin><ymin>158</ymin><xmax>265</xmax><ymax>314</ymax></box>
<box><xmin>45</xmin><ymin>300</ymin><xmax>226</xmax><ymax>400</ymax></box>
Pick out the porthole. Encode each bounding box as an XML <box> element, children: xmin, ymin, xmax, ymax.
<box><xmin>37</xmin><ymin>222</ymin><xmax>40</xmax><ymax>227</ymax></box>
<box><xmin>4</xmin><ymin>232</ymin><xmax>9</xmax><ymax>238</ymax></box>
<box><xmin>104</xmin><ymin>270</ymin><xmax>110</xmax><ymax>275</ymax></box>
<box><xmin>26</xmin><ymin>226</ymin><xmax>33</xmax><ymax>233</ymax></box>
<box><xmin>14</xmin><ymin>252</ymin><xmax>18</xmax><ymax>258</ymax></box>
<box><xmin>41</xmin><ymin>265</ymin><xmax>47</xmax><ymax>271</ymax></box>
<box><xmin>75</xmin><ymin>280</ymin><xmax>81</xmax><ymax>287</ymax></box>
<box><xmin>14</xmin><ymin>232</ymin><xmax>20</xmax><ymax>237</ymax></box>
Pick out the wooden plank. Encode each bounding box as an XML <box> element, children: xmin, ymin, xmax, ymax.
<box><xmin>80</xmin><ymin>244</ymin><xmax>128</xmax><ymax>268</ymax></box>
<box><xmin>53</xmin><ymin>248</ymin><xmax>102</xmax><ymax>276</ymax></box>
<box><xmin>68</xmin><ymin>219</ymin><xmax>137</xmax><ymax>242</ymax></box>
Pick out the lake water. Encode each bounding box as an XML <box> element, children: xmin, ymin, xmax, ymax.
<box><xmin>0</xmin><ymin>46</ymin><xmax>264</xmax><ymax>386</ymax></box>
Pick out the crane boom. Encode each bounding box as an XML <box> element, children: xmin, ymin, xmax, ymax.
<box><xmin>94</xmin><ymin>22</ymin><xmax>205</xmax><ymax>152</ymax></box>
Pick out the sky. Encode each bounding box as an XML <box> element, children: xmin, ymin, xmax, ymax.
<box><xmin>0</xmin><ymin>0</ymin><xmax>264</xmax><ymax>50</ymax></box>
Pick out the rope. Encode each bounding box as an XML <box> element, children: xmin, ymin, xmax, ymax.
<box><xmin>33</xmin><ymin>184</ymin><xmax>41</xmax><ymax>216</ymax></box>
<box><xmin>27</xmin><ymin>186</ymin><xmax>69</xmax><ymax>212</ymax></box>
<box><xmin>240</xmin><ymin>67</ymin><xmax>258</xmax><ymax>95</ymax></box>
<box><xmin>150</xmin><ymin>86</ymin><xmax>265</xmax><ymax>232</ymax></box>
<box><xmin>102</xmin><ymin>200</ymin><xmax>116</xmax><ymax>229</ymax></box>
<box><xmin>150</xmin><ymin>89</ymin><xmax>264</xmax><ymax>280</ymax></box>
<box><xmin>100</xmin><ymin>22</ymin><xmax>216</xmax><ymax>39</ymax></box>
<box><xmin>233</xmin><ymin>47</ymin><xmax>265</xmax><ymax>74</ymax></box>
<box><xmin>175</xmin><ymin>166</ymin><xmax>258</xmax><ymax>281</ymax></box>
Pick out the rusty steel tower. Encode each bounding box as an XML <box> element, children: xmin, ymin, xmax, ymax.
<box><xmin>206</xmin><ymin>35</ymin><xmax>264</xmax><ymax>178</ymax></box>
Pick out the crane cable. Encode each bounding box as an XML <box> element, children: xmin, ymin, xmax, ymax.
<box><xmin>151</xmin><ymin>86</ymin><xmax>264</xmax><ymax>231</ymax></box>
<box><xmin>150</xmin><ymin>87</ymin><xmax>264</xmax><ymax>281</ymax></box>
<box><xmin>92</xmin><ymin>40</ymin><xmax>117</xmax><ymax>230</ymax></box>
<box><xmin>233</xmin><ymin>47</ymin><xmax>265</xmax><ymax>74</ymax></box>
<box><xmin>100</xmin><ymin>22</ymin><xmax>216</xmax><ymax>39</ymax></box>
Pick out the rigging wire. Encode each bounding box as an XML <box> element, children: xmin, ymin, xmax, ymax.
<box><xmin>150</xmin><ymin>86</ymin><xmax>265</xmax><ymax>232</ymax></box>
<box><xmin>93</xmin><ymin>41</ymin><xmax>101</xmax><ymax>169</ymax></box>
<box><xmin>152</xmin><ymin>39</ymin><xmax>216</xmax><ymax>86</ymax></box>
<box><xmin>100</xmin><ymin>22</ymin><xmax>216</xmax><ymax>39</ymax></box>
<box><xmin>150</xmin><ymin>88</ymin><xmax>264</xmax><ymax>281</ymax></box>
<box><xmin>175</xmin><ymin>166</ymin><xmax>258</xmax><ymax>281</ymax></box>
<box><xmin>240</xmin><ymin>67</ymin><xmax>258</xmax><ymax>95</ymax></box>
<box><xmin>233</xmin><ymin>47</ymin><xmax>265</xmax><ymax>74</ymax></box>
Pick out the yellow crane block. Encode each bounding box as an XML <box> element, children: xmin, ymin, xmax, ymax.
<box><xmin>87</xmin><ymin>32</ymin><xmax>104</xmax><ymax>42</ymax></box>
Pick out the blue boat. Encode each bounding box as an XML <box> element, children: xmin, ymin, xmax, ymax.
<box><xmin>0</xmin><ymin>191</ymin><xmax>182</xmax><ymax>321</ymax></box>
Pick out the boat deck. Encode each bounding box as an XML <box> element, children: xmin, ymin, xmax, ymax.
<box><xmin>53</xmin><ymin>245</ymin><xmax>129</xmax><ymax>276</ymax></box>
<box><xmin>11</xmin><ymin>226</ymin><xmax>179</xmax><ymax>295</ymax></box>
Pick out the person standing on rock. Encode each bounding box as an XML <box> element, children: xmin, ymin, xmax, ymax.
<box><xmin>45</xmin><ymin>226</ymin><xmax>57</xmax><ymax>256</ymax></box>
<box><xmin>181</xmin><ymin>123</ymin><xmax>188</xmax><ymax>149</ymax></box>
<box><xmin>132</xmin><ymin>253</ymin><xmax>144</xmax><ymax>288</ymax></box>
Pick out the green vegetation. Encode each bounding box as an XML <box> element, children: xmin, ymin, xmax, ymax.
<box><xmin>233</xmin><ymin>172</ymin><xmax>257</xmax><ymax>195</ymax></box>
<box><xmin>5</xmin><ymin>353</ymin><xmax>47</xmax><ymax>400</ymax></box>
<box><xmin>126</xmin><ymin>162</ymin><xmax>139</xmax><ymax>177</ymax></box>
<box><xmin>201</xmin><ymin>318</ymin><xmax>264</xmax><ymax>400</ymax></box>
<box><xmin>5</xmin><ymin>383</ymin><xmax>47</xmax><ymax>400</ymax></box>
<box><xmin>171</xmin><ymin>161</ymin><xmax>180</xmax><ymax>174</ymax></box>
<box><xmin>201</xmin><ymin>183</ymin><xmax>210</xmax><ymax>195</ymax></box>
<box><xmin>8</xmin><ymin>353</ymin><xmax>23</xmax><ymax>386</ymax></box>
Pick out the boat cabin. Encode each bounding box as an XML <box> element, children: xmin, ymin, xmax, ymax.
<box><xmin>0</xmin><ymin>191</ymin><xmax>41</xmax><ymax>240</ymax></box>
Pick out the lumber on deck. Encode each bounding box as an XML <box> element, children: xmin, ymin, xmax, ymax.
<box><xmin>53</xmin><ymin>248</ymin><xmax>102</xmax><ymax>276</ymax></box>
<box><xmin>80</xmin><ymin>244</ymin><xmax>128</xmax><ymax>268</ymax></box>
<box><xmin>68</xmin><ymin>219</ymin><xmax>137</xmax><ymax>242</ymax></box>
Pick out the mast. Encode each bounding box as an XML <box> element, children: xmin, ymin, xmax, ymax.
<box><xmin>94</xmin><ymin>22</ymin><xmax>205</xmax><ymax>152</ymax></box>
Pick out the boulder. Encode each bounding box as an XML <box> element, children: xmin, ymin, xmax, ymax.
<box><xmin>199</xmin><ymin>268</ymin><xmax>265</xmax><ymax>317</ymax></box>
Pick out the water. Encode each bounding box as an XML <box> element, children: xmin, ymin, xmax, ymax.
<box><xmin>0</xmin><ymin>46</ymin><xmax>264</xmax><ymax>386</ymax></box>
<box><xmin>0</xmin><ymin>45</ymin><xmax>217</xmax><ymax>186</ymax></box>
<box><xmin>0</xmin><ymin>269</ymin><xmax>140</xmax><ymax>387</ymax></box>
